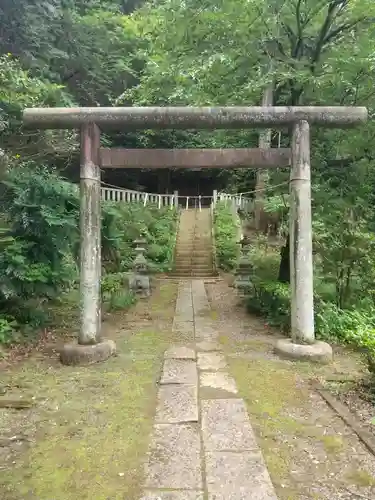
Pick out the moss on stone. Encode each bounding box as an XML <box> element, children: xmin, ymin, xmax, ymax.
<box><xmin>0</xmin><ymin>283</ymin><xmax>178</xmax><ymax>500</ymax></box>
<box><xmin>321</xmin><ymin>434</ymin><xmax>345</xmax><ymax>455</ymax></box>
<box><xmin>226</xmin><ymin>356</ymin><xmax>309</xmax><ymax>496</ymax></box>
<box><xmin>346</xmin><ymin>469</ymin><xmax>375</xmax><ymax>487</ymax></box>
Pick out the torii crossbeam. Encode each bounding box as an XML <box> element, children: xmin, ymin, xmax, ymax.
<box><xmin>23</xmin><ymin>106</ymin><xmax>367</xmax><ymax>365</ymax></box>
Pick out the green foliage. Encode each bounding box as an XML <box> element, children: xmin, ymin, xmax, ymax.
<box><xmin>245</xmin><ymin>234</ymin><xmax>375</xmax><ymax>359</ymax></box>
<box><xmin>0</xmin><ymin>54</ymin><xmax>69</xmax><ymax>131</ymax></box>
<box><xmin>102</xmin><ymin>202</ymin><xmax>178</xmax><ymax>273</ymax></box>
<box><xmin>247</xmin><ymin>280</ymin><xmax>291</xmax><ymax>332</ymax></box>
<box><xmin>0</xmin><ymin>163</ymin><xmax>177</xmax><ymax>344</ymax></box>
<box><xmin>213</xmin><ymin>202</ymin><xmax>238</xmax><ymax>271</ymax></box>
<box><xmin>0</xmin><ymin>317</ymin><xmax>18</xmax><ymax>345</ymax></box>
<box><xmin>246</xmin><ymin>278</ymin><xmax>375</xmax><ymax>353</ymax></box>
<box><xmin>312</xmin><ymin>183</ymin><xmax>375</xmax><ymax>309</ymax></box>
<box><xmin>0</xmin><ymin>163</ymin><xmax>80</xmax><ymax>303</ymax></box>
<box><xmin>1</xmin><ymin>0</ymin><xmax>375</xmax><ymax>381</ymax></box>
<box><xmin>101</xmin><ymin>272</ymin><xmax>135</xmax><ymax>312</ymax></box>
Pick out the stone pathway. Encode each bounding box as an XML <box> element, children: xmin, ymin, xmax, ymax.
<box><xmin>141</xmin><ymin>280</ymin><xmax>278</xmax><ymax>500</ymax></box>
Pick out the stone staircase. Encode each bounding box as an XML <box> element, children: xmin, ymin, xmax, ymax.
<box><xmin>171</xmin><ymin>208</ymin><xmax>216</xmax><ymax>278</ymax></box>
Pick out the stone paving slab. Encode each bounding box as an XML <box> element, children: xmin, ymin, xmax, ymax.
<box><xmin>141</xmin><ymin>491</ymin><xmax>204</xmax><ymax>500</ymax></box>
<box><xmin>156</xmin><ymin>384</ymin><xmax>198</xmax><ymax>424</ymax></box>
<box><xmin>175</xmin><ymin>303</ymin><xmax>193</xmax><ymax>309</ymax></box>
<box><xmin>196</xmin><ymin>341</ymin><xmax>222</xmax><ymax>352</ymax></box>
<box><xmin>160</xmin><ymin>359</ymin><xmax>198</xmax><ymax>385</ymax></box>
<box><xmin>174</xmin><ymin>316</ymin><xmax>194</xmax><ymax>324</ymax></box>
<box><xmin>194</xmin><ymin>321</ymin><xmax>217</xmax><ymax>331</ymax></box>
<box><xmin>193</xmin><ymin>303</ymin><xmax>210</xmax><ymax>315</ymax></box>
<box><xmin>145</xmin><ymin>424</ymin><xmax>202</xmax><ymax>490</ymax></box>
<box><xmin>197</xmin><ymin>352</ymin><xmax>227</xmax><ymax>371</ymax></box>
<box><xmin>201</xmin><ymin>399</ymin><xmax>258</xmax><ymax>451</ymax></box>
<box><xmin>200</xmin><ymin>371</ymin><xmax>238</xmax><ymax>394</ymax></box>
<box><xmin>142</xmin><ymin>280</ymin><xmax>278</xmax><ymax>500</ymax></box>
<box><xmin>194</xmin><ymin>328</ymin><xmax>218</xmax><ymax>342</ymax></box>
<box><xmin>165</xmin><ymin>346</ymin><xmax>196</xmax><ymax>360</ymax></box>
<box><xmin>175</xmin><ymin>295</ymin><xmax>192</xmax><ymax>302</ymax></box>
<box><xmin>205</xmin><ymin>451</ymin><xmax>278</xmax><ymax>500</ymax></box>
<box><xmin>175</xmin><ymin>299</ymin><xmax>192</xmax><ymax>306</ymax></box>
<box><xmin>191</xmin><ymin>280</ymin><xmax>207</xmax><ymax>296</ymax></box>
<box><xmin>172</xmin><ymin>320</ymin><xmax>194</xmax><ymax>333</ymax></box>
<box><xmin>174</xmin><ymin>312</ymin><xmax>194</xmax><ymax>322</ymax></box>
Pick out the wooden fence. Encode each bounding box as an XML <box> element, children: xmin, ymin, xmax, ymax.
<box><xmin>99</xmin><ymin>186</ymin><xmax>253</xmax><ymax>211</ymax></box>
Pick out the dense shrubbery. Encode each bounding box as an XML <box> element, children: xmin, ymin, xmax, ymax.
<box><xmin>102</xmin><ymin>201</ymin><xmax>178</xmax><ymax>273</ymax></box>
<box><xmin>213</xmin><ymin>202</ymin><xmax>239</xmax><ymax>271</ymax></box>
<box><xmin>0</xmin><ymin>163</ymin><xmax>177</xmax><ymax>345</ymax></box>
<box><xmin>245</xmin><ymin>239</ymin><xmax>375</xmax><ymax>354</ymax></box>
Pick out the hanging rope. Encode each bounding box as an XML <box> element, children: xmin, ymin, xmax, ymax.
<box><xmin>221</xmin><ymin>180</ymin><xmax>289</xmax><ymax>197</ymax></box>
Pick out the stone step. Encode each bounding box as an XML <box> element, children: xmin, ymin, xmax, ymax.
<box><xmin>176</xmin><ymin>244</ymin><xmax>212</xmax><ymax>249</ymax></box>
<box><xmin>174</xmin><ymin>208</ymin><xmax>214</xmax><ymax>278</ymax></box>
<box><xmin>173</xmin><ymin>265</ymin><xmax>214</xmax><ymax>270</ymax></box>
<box><xmin>175</xmin><ymin>253</ymin><xmax>212</xmax><ymax>258</ymax></box>
<box><xmin>171</xmin><ymin>271</ymin><xmax>215</xmax><ymax>277</ymax></box>
<box><xmin>174</xmin><ymin>262</ymin><xmax>213</xmax><ymax>266</ymax></box>
<box><xmin>175</xmin><ymin>260</ymin><xmax>212</xmax><ymax>265</ymax></box>
<box><xmin>172</xmin><ymin>275</ymin><xmax>215</xmax><ymax>279</ymax></box>
<box><xmin>175</xmin><ymin>257</ymin><xmax>212</xmax><ymax>262</ymax></box>
<box><xmin>174</xmin><ymin>269</ymin><xmax>213</xmax><ymax>274</ymax></box>
<box><xmin>174</xmin><ymin>265</ymin><xmax>213</xmax><ymax>270</ymax></box>
<box><xmin>175</xmin><ymin>250</ymin><xmax>212</xmax><ymax>255</ymax></box>
<box><xmin>175</xmin><ymin>251</ymin><xmax>212</xmax><ymax>256</ymax></box>
<box><xmin>175</xmin><ymin>260</ymin><xmax>212</xmax><ymax>264</ymax></box>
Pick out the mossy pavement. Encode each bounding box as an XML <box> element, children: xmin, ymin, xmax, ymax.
<box><xmin>2</xmin><ymin>277</ymin><xmax>375</xmax><ymax>500</ymax></box>
<box><xmin>207</xmin><ymin>279</ymin><xmax>375</xmax><ymax>500</ymax></box>
<box><xmin>0</xmin><ymin>281</ymin><xmax>178</xmax><ymax>500</ymax></box>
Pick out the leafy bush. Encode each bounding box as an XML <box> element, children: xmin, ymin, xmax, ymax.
<box><xmin>246</xmin><ymin>280</ymin><xmax>291</xmax><ymax>332</ymax></box>
<box><xmin>101</xmin><ymin>272</ymin><xmax>135</xmax><ymax>312</ymax></box>
<box><xmin>102</xmin><ymin>202</ymin><xmax>178</xmax><ymax>273</ymax></box>
<box><xmin>214</xmin><ymin>202</ymin><xmax>239</xmax><ymax>271</ymax></box>
<box><xmin>246</xmin><ymin>277</ymin><xmax>375</xmax><ymax>352</ymax></box>
<box><xmin>0</xmin><ymin>163</ymin><xmax>178</xmax><ymax>344</ymax></box>
<box><xmin>0</xmin><ymin>164</ymin><xmax>80</xmax><ymax>304</ymax></box>
<box><xmin>0</xmin><ymin>317</ymin><xmax>18</xmax><ymax>345</ymax></box>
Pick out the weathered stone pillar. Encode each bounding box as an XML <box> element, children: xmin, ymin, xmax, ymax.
<box><xmin>60</xmin><ymin>123</ymin><xmax>116</xmax><ymax>365</ymax></box>
<box><xmin>79</xmin><ymin>122</ymin><xmax>102</xmax><ymax>345</ymax></box>
<box><xmin>289</xmin><ymin>120</ymin><xmax>314</xmax><ymax>344</ymax></box>
<box><xmin>275</xmin><ymin>120</ymin><xmax>332</xmax><ymax>364</ymax></box>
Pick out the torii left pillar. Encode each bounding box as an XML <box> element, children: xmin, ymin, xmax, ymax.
<box><xmin>60</xmin><ymin>123</ymin><xmax>116</xmax><ymax>365</ymax></box>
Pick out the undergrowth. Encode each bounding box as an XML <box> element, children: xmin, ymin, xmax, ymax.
<box><xmin>244</xmin><ymin>238</ymin><xmax>375</xmax><ymax>356</ymax></box>
<box><xmin>0</xmin><ymin>163</ymin><xmax>177</xmax><ymax>345</ymax></box>
<box><xmin>213</xmin><ymin>201</ymin><xmax>239</xmax><ymax>271</ymax></box>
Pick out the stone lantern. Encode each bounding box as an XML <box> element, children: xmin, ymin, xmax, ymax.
<box><xmin>129</xmin><ymin>237</ymin><xmax>151</xmax><ymax>297</ymax></box>
<box><xmin>233</xmin><ymin>235</ymin><xmax>253</xmax><ymax>296</ymax></box>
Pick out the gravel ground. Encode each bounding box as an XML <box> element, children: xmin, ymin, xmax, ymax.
<box><xmin>205</xmin><ymin>276</ymin><xmax>375</xmax><ymax>500</ymax></box>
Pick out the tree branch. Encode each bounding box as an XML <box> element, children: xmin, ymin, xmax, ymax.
<box><xmin>323</xmin><ymin>18</ymin><xmax>367</xmax><ymax>46</ymax></box>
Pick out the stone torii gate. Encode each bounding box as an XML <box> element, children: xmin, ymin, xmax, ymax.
<box><xmin>23</xmin><ymin>106</ymin><xmax>367</xmax><ymax>365</ymax></box>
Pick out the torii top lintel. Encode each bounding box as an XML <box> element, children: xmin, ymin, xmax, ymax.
<box><xmin>22</xmin><ymin>106</ymin><xmax>367</xmax><ymax>130</ymax></box>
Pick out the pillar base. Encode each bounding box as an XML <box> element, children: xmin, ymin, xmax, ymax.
<box><xmin>274</xmin><ymin>339</ymin><xmax>333</xmax><ymax>364</ymax></box>
<box><xmin>60</xmin><ymin>339</ymin><xmax>116</xmax><ymax>366</ymax></box>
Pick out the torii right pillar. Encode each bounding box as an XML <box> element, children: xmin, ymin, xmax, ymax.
<box><xmin>275</xmin><ymin>120</ymin><xmax>332</xmax><ymax>363</ymax></box>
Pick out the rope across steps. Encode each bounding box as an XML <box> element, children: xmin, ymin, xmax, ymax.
<box><xmin>171</xmin><ymin>208</ymin><xmax>216</xmax><ymax>278</ymax></box>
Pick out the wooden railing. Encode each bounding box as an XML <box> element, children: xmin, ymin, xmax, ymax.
<box><xmin>216</xmin><ymin>191</ymin><xmax>253</xmax><ymax>211</ymax></box>
<box><xmin>99</xmin><ymin>186</ymin><xmax>254</xmax><ymax>213</ymax></box>
<box><xmin>101</xmin><ymin>187</ymin><xmax>177</xmax><ymax>209</ymax></box>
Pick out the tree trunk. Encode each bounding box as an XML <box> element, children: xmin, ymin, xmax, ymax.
<box><xmin>254</xmin><ymin>82</ymin><xmax>273</xmax><ymax>230</ymax></box>
<box><xmin>278</xmin><ymin>234</ymin><xmax>290</xmax><ymax>283</ymax></box>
